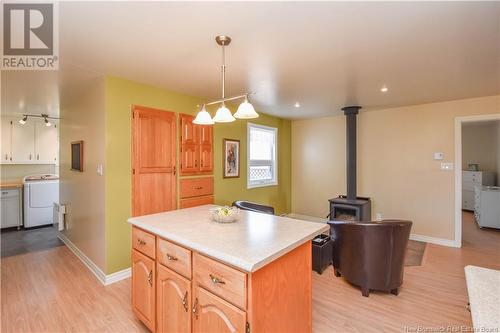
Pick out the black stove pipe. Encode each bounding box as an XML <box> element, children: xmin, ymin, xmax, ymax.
<box><xmin>342</xmin><ymin>106</ymin><xmax>362</xmax><ymax>201</ymax></box>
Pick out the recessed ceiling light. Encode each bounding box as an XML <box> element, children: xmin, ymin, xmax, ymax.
<box><xmin>294</xmin><ymin>102</ymin><xmax>300</xmax><ymax>108</ymax></box>
<box><xmin>380</xmin><ymin>86</ymin><xmax>388</xmax><ymax>93</ymax></box>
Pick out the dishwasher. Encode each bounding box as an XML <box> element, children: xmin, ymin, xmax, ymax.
<box><xmin>1</xmin><ymin>187</ymin><xmax>22</xmax><ymax>229</ymax></box>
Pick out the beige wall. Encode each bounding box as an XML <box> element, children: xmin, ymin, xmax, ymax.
<box><xmin>292</xmin><ymin>95</ymin><xmax>500</xmax><ymax>240</ymax></box>
<box><xmin>59</xmin><ymin>77</ymin><xmax>106</xmax><ymax>271</ymax></box>
<box><xmin>1</xmin><ymin>164</ymin><xmax>55</xmax><ymax>182</ymax></box>
<box><xmin>462</xmin><ymin>120</ymin><xmax>499</xmax><ymax>181</ymax></box>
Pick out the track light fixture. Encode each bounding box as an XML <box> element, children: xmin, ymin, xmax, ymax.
<box><xmin>18</xmin><ymin>114</ymin><xmax>59</xmax><ymax>126</ymax></box>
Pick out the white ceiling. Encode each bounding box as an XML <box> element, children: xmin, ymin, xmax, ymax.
<box><xmin>2</xmin><ymin>1</ymin><xmax>499</xmax><ymax>119</ymax></box>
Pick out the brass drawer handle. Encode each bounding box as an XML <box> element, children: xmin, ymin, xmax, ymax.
<box><xmin>209</xmin><ymin>274</ymin><xmax>225</xmax><ymax>285</ymax></box>
<box><xmin>137</xmin><ymin>239</ymin><xmax>146</xmax><ymax>246</ymax></box>
<box><xmin>147</xmin><ymin>270</ymin><xmax>153</xmax><ymax>287</ymax></box>
<box><xmin>182</xmin><ymin>291</ymin><xmax>188</xmax><ymax>312</ymax></box>
<box><xmin>166</xmin><ymin>253</ymin><xmax>178</xmax><ymax>261</ymax></box>
<box><xmin>194</xmin><ymin>186</ymin><xmax>203</xmax><ymax>190</ymax></box>
<box><xmin>192</xmin><ymin>297</ymin><xmax>199</xmax><ymax>319</ymax></box>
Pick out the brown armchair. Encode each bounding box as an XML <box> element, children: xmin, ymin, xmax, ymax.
<box><xmin>327</xmin><ymin>219</ymin><xmax>412</xmax><ymax>297</ymax></box>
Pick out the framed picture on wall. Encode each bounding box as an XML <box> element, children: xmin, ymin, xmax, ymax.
<box><xmin>71</xmin><ymin>141</ymin><xmax>84</xmax><ymax>172</ymax></box>
<box><xmin>223</xmin><ymin>139</ymin><xmax>240</xmax><ymax>178</ymax></box>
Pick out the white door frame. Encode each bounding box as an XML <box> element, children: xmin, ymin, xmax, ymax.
<box><xmin>454</xmin><ymin>113</ymin><xmax>500</xmax><ymax>247</ymax></box>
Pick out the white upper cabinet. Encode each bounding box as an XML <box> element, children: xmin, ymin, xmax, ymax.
<box><xmin>11</xmin><ymin>120</ymin><xmax>35</xmax><ymax>163</ymax></box>
<box><xmin>34</xmin><ymin>121</ymin><xmax>58</xmax><ymax>163</ymax></box>
<box><xmin>1</xmin><ymin>117</ymin><xmax>58</xmax><ymax>165</ymax></box>
<box><xmin>1</xmin><ymin>118</ymin><xmax>12</xmax><ymax>163</ymax></box>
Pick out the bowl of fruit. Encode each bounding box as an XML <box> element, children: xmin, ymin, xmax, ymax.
<box><xmin>209</xmin><ymin>206</ymin><xmax>239</xmax><ymax>223</ymax></box>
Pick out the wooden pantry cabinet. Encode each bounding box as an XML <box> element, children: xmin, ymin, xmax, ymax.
<box><xmin>180</xmin><ymin>114</ymin><xmax>213</xmax><ymax>175</ymax></box>
<box><xmin>131</xmin><ymin>225</ymin><xmax>312</xmax><ymax>333</ymax></box>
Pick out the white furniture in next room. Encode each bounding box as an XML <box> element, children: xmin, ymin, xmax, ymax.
<box><xmin>23</xmin><ymin>174</ymin><xmax>59</xmax><ymax>228</ymax></box>
<box><xmin>462</xmin><ymin>171</ymin><xmax>495</xmax><ymax>211</ymax></box>
<box><xmin>1</xmin><ymin>184</ymin><xmax>22</xmax><ymax>229</ymax></box>
<box><xmin>474</xmin><ymin>186</ymin><xmax>500</xmax><ymax>229</ymax></box>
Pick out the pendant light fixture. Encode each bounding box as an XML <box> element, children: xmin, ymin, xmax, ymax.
<box><xmin>193</xmin><ymin>35</ymin><xmax>258</xmax><ymax>125</ymax></box>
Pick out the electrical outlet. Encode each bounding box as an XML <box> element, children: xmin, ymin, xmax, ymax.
<box><xmin>440</xmin><ymin>162</ymin><xmax>454</xmax><ymax>171</ymax></box>
<box><xmin>433</xmin><ymin>152</ymin><xmax>444</xmax><ymax>160</ymax></box>
<box><xmin>375</xmin><ymin>213</ymin><xmax>382</xmax><ymax>221</ymax></box>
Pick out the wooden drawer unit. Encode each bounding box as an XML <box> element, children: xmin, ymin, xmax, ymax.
<box><xmin>180</xmin><ymin>196</ymin><xmax>214</xmax><ymax>209</ymax></box>
<box><xmin>193</xmin><ymin>253</ymin><xmax>247</xmax><ymax>310</ymax></box>
<box><xmin>180</xmin><ymin>178</ymin><xmax>213</xmax><ymax>199</ymax></box>
<box><xmin>132</xmin><ymin>227</ymin><xmax>156</xmax><ymax>259</ymax></box>
<box><xmin>157</xmin><ymin>238</ymin><xmax>192</xmax><ymax>279</ymax></box>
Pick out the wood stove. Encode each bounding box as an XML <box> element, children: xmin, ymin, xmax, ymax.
<box><xmin>329</xmin><ymin>106</ymin><xmax>371</xmax><ymax>221</ymax></box>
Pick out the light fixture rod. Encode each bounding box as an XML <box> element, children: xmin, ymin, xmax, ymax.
<box><xmin>204</xmin><ymin>92</ymin><xmax>255</xmax><ymax>106</ymax></box>
<box><xmin>221</xmin><ymin>43</ymin><xmax>226</xmax><ymax>100</ymax></box>
<box><xmin>21</xmin><ymin>113</ymin><xmax>60</xmax><ymax>120</ymax></box>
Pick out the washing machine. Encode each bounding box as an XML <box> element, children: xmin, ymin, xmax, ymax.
<box><xmin>23</xmin><ymin>174</ymin><xmax>59</xmax><ymax>228</ymax></box>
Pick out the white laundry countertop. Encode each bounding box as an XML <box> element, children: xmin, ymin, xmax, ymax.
<box><xmin>128</xmin><ymin>205</ymin><xmax>329</xmax><ymax>272</ymax></box>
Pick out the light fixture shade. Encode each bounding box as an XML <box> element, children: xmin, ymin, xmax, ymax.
<box><xmin>213</xmin><ymin>104</ymin><xmax>235</xmax><ymax>123</ymax></box>
<box><xmin>44</xmin><ymin>118</ymin><xmax>51</xmax><ymax>127</ymax></box>
<box><xmin>18</xmin><ymin>119</ymin><xmax>26</xmax><ymax>125</ymax></box>
<box><xmin>193</xmin><ymin>106</ymin><xmax>214</xmax><ymax>125</ymax></box>
<box><xmin>234</xmin><ymin>99</ymin><xmax>259</xmax><ymax>119</ymax></box>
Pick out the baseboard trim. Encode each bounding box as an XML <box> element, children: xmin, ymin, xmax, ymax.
<box><xmin>57</xmin><ymin>232</ymin><xmax>131</xmax><ymax>286</ymax></box>
<box><xmin>410</xmin><ymin>233</ymin><xmax>457</xmax><ymax>248</ymax></box>
<box><xmin>105</xmin><ymin>267</ymin><xmax>131</xmax><ymax>285</ymax></box>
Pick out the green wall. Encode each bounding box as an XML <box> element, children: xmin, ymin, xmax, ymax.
<box><xmin>104</xmin><ymin>76</ymin><xmax>291</xmax><ymax>274</ymax></box>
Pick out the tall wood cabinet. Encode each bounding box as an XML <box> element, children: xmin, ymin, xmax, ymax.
<box><xmin>180</xmin><ymin>114</ymin><xmax>213</xmax><ymax>175</ymax></box>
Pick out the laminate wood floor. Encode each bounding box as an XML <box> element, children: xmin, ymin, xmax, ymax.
<box><xmin>1</xmin><ymin>212</ymin><xmax>498</xmax><ymax>332</ymax></box>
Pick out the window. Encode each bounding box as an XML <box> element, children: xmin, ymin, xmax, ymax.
<box><xmin>247</xmin><ymin>123</ymin><xmax>278</xmax><ymax>188</ymax></box>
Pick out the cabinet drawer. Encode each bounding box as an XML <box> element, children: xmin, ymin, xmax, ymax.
<box><xmin>1</xmin><ymin>188</ymin><xmax>19</xmax><ymax>198</ymax></box>
<box><xmin>157</xmin><ymin>238</ymin><xmax>192</xmax><ymax>279</ymax></box>
<box><xmin>132</xmin><ymin>227</ymin><xmax>156</xmax><ymax>259</ymax></box>
<box><xmin>180</xmin><ymin>178</ymin><xmax>213</xmax><ymax>199</ymax></box>
<box><xmin>180</xmin><ymin>196</ymin><xmax>213</xmax><ymax>209</ymax></box>
<box><xmin>194</xmin><ymin>253</ymin><xmax>247</xmax><ymax>310</ymax></box>
<box><xmin>463</xmin><ymin>171</ymin><xmax>482</xmax><ymax>184</ymax></box>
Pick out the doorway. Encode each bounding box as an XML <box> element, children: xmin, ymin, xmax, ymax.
<box><xmin>454</xmin><ymin>114</ymin><xmax>500</xmax><ymax>247</ymax></box>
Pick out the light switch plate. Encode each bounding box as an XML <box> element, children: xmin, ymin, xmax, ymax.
<box><xmin>440</xmin><ymin>162</ymin><xmax>454</xmax><ymax>171</ymax></box>
<box><xmin>434</xmin><ymin>152</ymin><xmax>444</xmax><ymax>160</ymax></box>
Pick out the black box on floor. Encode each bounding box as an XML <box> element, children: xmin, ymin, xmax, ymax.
<box><xmin>312</xmin><ymin>234</ymin><xmax>333</xmax><ymax>274</ymax></box>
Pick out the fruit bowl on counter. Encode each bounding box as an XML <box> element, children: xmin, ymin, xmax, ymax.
<box><xmin>209</xmin><ymin>206</ymin><xmax>239</xmax><ymax>223</ymax></box>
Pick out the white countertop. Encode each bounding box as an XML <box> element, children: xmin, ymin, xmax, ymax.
<box><xmin>464</xmin><ymin>265</ymin><xmax>500</xmax><ymax>331</ymax></box>
<box><xmin>128</xmin><ymin>205</ymin><xmax>329</xmax><ymax>272</ymax></box>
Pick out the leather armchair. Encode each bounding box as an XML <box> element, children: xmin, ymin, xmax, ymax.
<box><xmin>327</xmin><ymin>219</ymin><xmax>412</xmax><ymax>297</ymax></box>
<box><xmin>232</xmin><ymin>201</ymin><xmax>275</xmax><ymax>215</ymax></box>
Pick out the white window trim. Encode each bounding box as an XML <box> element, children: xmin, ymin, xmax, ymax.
<box><xmin>247</xmin><ymin>122</ymin><xmax>278</xmax><ymax>189</ymax></box>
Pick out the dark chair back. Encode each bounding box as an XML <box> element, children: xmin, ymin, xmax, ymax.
<box><xmin>232</xmin><ymin>201</ymin><xmax>275</xmax><ymax>215</ymax></box>
<box><xmin>328</xmin><ymin>219</ymin><xmax>412</xmax><ymax>296</ymax></box>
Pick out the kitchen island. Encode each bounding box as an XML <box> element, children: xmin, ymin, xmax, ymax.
<box><xmin>128</xmin><ymin>205</ymin><xmax>329</xmax><ymax>333</ymax></box>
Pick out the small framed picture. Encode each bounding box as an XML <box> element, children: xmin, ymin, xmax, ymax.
<box><xmin>71</xmin><ymin>141</ymin><xmax>84</xmax><ymax>172</ymax></box>
<box><xmin>223</xmin><ymin>139</ymin><xmax>240</xmax><ymax>178</ymax></box>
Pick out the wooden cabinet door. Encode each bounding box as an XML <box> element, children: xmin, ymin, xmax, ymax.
<box><xmin>193</xmin><ymin>286</ymin><xmax>246</xmax><ymax>333</ymax></box>
<box><xmin>180</xmin><ymin>143</ymin><xmax>199</xmax><ymax>174</ymax></box>
<box><xmin>34</xmin><ymin>121</ymin><xmax>58</xmax><ymax>163</ymax></box>
<box><xmin>132</xmin><ymin>250</ymin><xmax>155</xmax><ymax>332</ymax></box>
<box><xmin>180</xmin><ymin>114</ymin><xmax>198</xmax><ymax>145</ymax></box>
<box><xmin>132</xmin><ymin>106</ymin><xmax>177</xmax><ymax>216</ymax></box>
<box><xmin>157</xmin><ymin>265</ymin><xmax>191</xmax><ymax>333</ymax></box>
<box><xmin>11</xmin><ymin>121</ymin><xmax>35</xmax><ymax>163</ymax></box>
<box><xmin>1</xmin><ymin>118</ymin><xmax>12</xmax><ymax>163</ymax></box>
<box><xmin>199</xmin><ymin>125</ymin><xmax>212</xmax><ymax>145</ymax></box>
<box><xmin>199</xmin><ymin>144</ymin><xmax>213</xmax><ymax>172</ymax></box>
